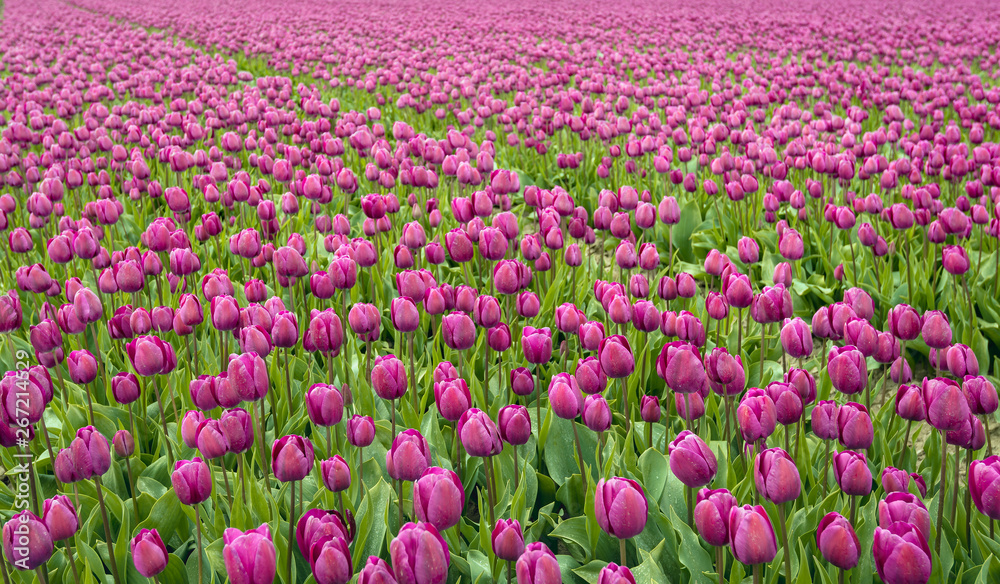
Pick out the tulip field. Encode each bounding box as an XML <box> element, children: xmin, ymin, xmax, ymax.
<box><xmin>4</xmin><ymin>0</ymin><xmax>1000</xmax><ymax>582</ymax></box>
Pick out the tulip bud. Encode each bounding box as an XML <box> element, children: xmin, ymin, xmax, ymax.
<box><xmin>728</xmin><ymin>505</ymin><xmax>777</xmax><ymax>565</ymax></box>
<box><xmin>386</xmin><ymin>430</ymin><xmax>431</xmax><ymax>481</ymax></box>
<box><xmin>594</xmin><ymin>477</ymin><xmax>647</xmax><ymax>539</ymax></box>
<box><xmin>669</xmin><ymin>431</ymin><xmax>717</xmax><ymax>488</ymax></box>
<box><xmin>131</xmin><ymin>528</ymin><xmax>169</xmax><ymax>578</ymax></box>
<box><xmin>271</xmin><ymin>435</ymin><xmax>315</xmax><ymax>482</ymax></box>
<box><xmin>172</xmin><ymin>458</ymin><xmax>213</xmax><ymax>505</ymax></box>
<box><xmin>754</xmin><ymin>448</ymin><xmax>801</xmax><ymax>504</ymax></box>
<box><xmin>816</xmin><ymin>512</ymin><xmax>860</xmax><ymax>570</ymax></box>
<box><xmin>223</xmin><ymin>525</ymin><xmax>277</xmax><ymax>584</ymax></box>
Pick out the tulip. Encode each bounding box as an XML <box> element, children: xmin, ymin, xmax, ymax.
<box><xmin>728</xmin><ymin>505</ymin><xmax>777</xmax><ymax>565</ymax></box>
<box><xmin>196</xmin><ymin>418</ymin><xmax>230</xmax><ymax>459</ymax></box>
<box><xmin>458</xmin><ymin>408</ymin><xmax>503</xmax><ymax>457</ymax></box>
<box><xmin>598</xmin><ymin>334</ymin><xmax>634</xmax><ymax>378</ymax></box>
<box><xmin>413</xmin><ymin>467</ymin><xmax>464</xmax><ymax>531</ymax></box>
<box><xmin>754</xmin><ymin>448</ymin><xmax>800</xmax><ymax>504</ymax></box>
<box><xmin>945</xmin><ymin>344</ymin><xmax>979</xmax><ymax>377</ymax></box>
<box><xmin>816</xmin><ymin>512</ymin><xmax>860</xmax><ymax>570</ymax></box>
<box><xmin>442</xmin><ymin>311</ymin><xmax>476</xmax><ymax>350</ymax></box>
<box><xmin>837</xmin><ymin>403</ymin><xmax>873</xmax><ymax>450</ymax></box>
<box><xmin>498</xmin><ymin>405</ymin><xmax>531</xmax><ymax>445</ymax></box>
<box><xmin>766</xmin><ymin>381</ymin><xmax>803</xmax><ymax>427</ymax></box>
<box><xmin>872</xmin><ymin>522</ymin><xmax>931</xmax><ymax>584</ymax></box>
<box><xmin>492</xmin><ymin>519</ymin><xmax>525</xmax><ymax>561</ymax></box>
<box><xmin>371</xmin><ymin>355</ymin><xmax>408</xmax><ymax>401</ymax></box>
<box><xmin>669</xmin><ymin>431</ymin><xmax>718</xmax><ymax>489</ymax></box>
<box><xmin>433</xmin><ymin>378</ymin><xmax>471</xmax><ymax>421</ymax></box>
<box><xmin>2</xmin><ymin>511</ymin><xmax>53</xmax><ymax>571</ymax></box>
<box><xmin>887</xmin><ymin>304</ymin><xmax>921</xmax><ymax>341</ymax></box>
<box><xmin>358</xmin><ymin>557</ymin><xmax>398</xmax><ymax>584</ymax></box>
<box><xmin>548</xmin><ymin>373</ymin><xmax>584</xmax><ymax>420</ymax></box>
<box><xmin>172</xmin><ymin>457</ymin><xmax>213</xmax><ymax>505</ymax></box>
<box><xmin>320</xmin><ymin>455</ymin><xmax>351</xmax><ymax>493</ymax></box>
<box><xmin>306</xmin><ymin>384</ymin><xmax>345</xmax><ymax>427</ymax></box>
<box><xmin>694</xmin><ymin>488</ymin><xmax>737</xmax><ymax>547</ymax></box>
<box><xmin>575</xmin><ymin>357</ymin><xmax>607</xmax><ymax>395</ymax></box>
<box><xmin>597</xmin><ymin>563</ymin><xmax>635</xmax><ymax>584</ymax></box>
<box><xmin>828</xmin><ymin>345</ymin><xmax>867</xmax><ymax>396</ymax></box>
<box><xmin>389</xmin><ymin>522</ymin><xmax>450</xmax><ymax>584</ymax></box>
<box><xmin>595</xmin><ymin>477</ymin><xmax>647</xmax><ymax>539</ymax></box>
<box><xmin>131</xmin><ymin>528</ymin><xmax>169</xmax><ymax>578</ymax></box>
<box><xmin>41</xmin><ymin>496</ymin><xmax>78</xmax><ymax>543</ymax></box>
<box><xmin>311</xmin><ymin>537</ymin><xmax>353</xmax><ymax>584</ymax></box>
<box><xmin>737</xmin><ymin>388</ymin><xmax>777</xmax><ymax>444</ymax></box>
<box><xmin>386</xmin><ymin>429</ymin><xmax>431</xmax><ymax>482</ymax></box>
<box><xmin>347</xmin><ymin>415</ymin><xmax>376</xmax><ymax>448</ymax></box>
<box><xmin>516</xmin><ymin>542</ymin><xmax>561</xmax><ymax>584</ymax></box>
<box><xmin>878</xmin><ymin>493</ymin><xmax>931</xmax><ymax>542</ymax></box>
<box><xmin>923</xmin><ymin>377</ymin><xmax>970</xmax><ymax>431</ymax></box>
<box><xmin>223</xmin><ymin>524</ymin><xmax>277</xmax><ymax>584</ymax></box>
<box><xmin>272</xmin><ymin>435</ymin><xmax>314</xmax><ymax>482</ymax></box>
<box><xmin>833</xmin><ymin>450</ymin><xmax>872</xmax><ymax>496</ymax></box>
<box><xmin>881</xmin><ymin>467</ymin><xmax>912</xmax><ymax>494</ymax></box>
<box><xmin>296</xmin><ymin>509</ymin><xmax>352</xmax><ymax>557</ymax></box>
<box><xmin>656</xmin><ymin>341</ymin><xmax>707</xmax><ymax>395</ymax></box>
<box><xmin>964</xmin><ymin>376</ymin><xmax>998</xmax><ymax>416</ymax></box>
<box><xmin>921</xmin><ymin>311</ymin><xmax>952</xmax><ymax>349</ymax></box>
<box><xmin>779</xmin><ymin>317</ymin><xmax>812</xmax><ymax>358</ymax></box>
<box><xmin>522</xmin><ymin>326</ymin><xmax>553</xmax><ymax>364</ymax></box>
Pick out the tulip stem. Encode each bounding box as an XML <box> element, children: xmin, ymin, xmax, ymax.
<box><xmin>822</xmin><ymin>440</ymin><xmax>831</xmax><ymax>497</ymax></box>
<box><xmin>94</xmin><ymin>477</ymin><xmax>123</xmax><ymax>584</ymax></box>
<box><xmin>238</xmin><ymin>454</ymin><xmax>247</xmax><ymax>505</ymax></box>
<box><xmin>253</xmin><ymin>401</ymin><xmax>271</xmax><ymax>484</ymax></box>
<box><xmin>965</xmin><ymin>448</ymin><xmax>973</xmax><ymax>546</ymax></box>
<box><xmin>752</xmin><ymin>564</ymin><xmax>761</xmax><ymax>584</ymax></box>
<box><xmin>685</xmin><ymin>485</ymin><xmax>693</xmax><ymax>526</ymax></box>
<box><xmin>838</xmin><ymin>568</ymin><xmax>845</xmax><ymax>584</ymax></box>
<box><xmin>219</xmin><ymin>457</ymin><xmax>234</xmax><ymax>505</ymax></box>
<box><xmin>714</xmin><ymin>546</ymin><xmax>725</xmax><ymax>584</ymax></box>
<box><xmin>287</xmin><ymin>481</ymin><xmax>296</xmax><ymax>583</ymax></box>
<box><xmin>194</xmin><ymin>506</ymin><xmax>204</xmax><ymax>584</ymax></box>
<box><xmin>149</xmin><ymin>377</ymin><xmax>175</xmax><ymax>466</ymax></box>
<box><xmin>619</xmin><ymin>537</ymin><xmax>627</xmax><ymax>567</ymax></box>
<box><xmin>572</xmin><ymin>421</ymin><xmax>585</xmax><ymax>473</ymax></box>
<box><xmin>936</xmin><ymin>431</ymin><xmax>947</xmax><ymax>554</ymax></box>
<box><xmin>409</xmin><ymin>332</ymin><xmax>419</xmax><ymax>414</ymax></box>
<box><xmin>898</xmin><ymin>420</ymin><xmax>912</xmax><ymax>468</ymax></box>
<box><xmin>485</xmin><ymin>457</ymin><xmax>497</xmax><ymax>527</ymax></box>
<box><xmin>284</xmin><ymin>348</ymin><xmax>293</xmax><ymax>433</ymax></box>
<box><xmin>759</xmin><ymin>323</ymin><xmax>767</xmax><ymax>385</ymax></box>
<box><xmin>507</xmin><ymin>560</ymin><xmax>513</xmax><ymax>584</ymax></box>
<box><xmin>950</xmin><ymin>442</ymin><xmax>961</xmax><ymax>524</ymax></box>
<box><xmin>65</xmin><ymin>540</ymin><xmax>81</xmax><ymax>584</ymax></box>
<box><xmin>124</xmin><ymin>450</ymin><xmax>140</xmax><ymax>527</ymax></box>
<box><xmin>777</xmin><ymin>503</ymin><xmax>791</xmax><ymax>584</ymax></box>
<box><xmin>513</xmin><ymin>444</ymin><xmax>520</xmax><ymax>490</ymax></box>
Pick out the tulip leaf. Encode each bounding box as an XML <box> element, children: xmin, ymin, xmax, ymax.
<box><xmin>352</xmin><ymin>478</ymin><xmax>392</xmax><ymax>567</ymax></box>
<box><xmin>467</xmin><ymin>549</ymin><xmax>493</xmax><ymax>584</ymax></box>
<box><xmin>634</xmin><ymin>538</ymin><xmax>670</xmax><ymax>584</ymax></box>
<box><xmin>668</xmin><ymin>507</ymin><xmax>714</xmax><ymax>584</ymax></box>
<box><xmin>571</xmin><ymin>559</ymin><xmax>608</xmax><ymax>584</ymax></box>
<box><xmin>551</xmin><ymin>516</ymin><xmax>592</xmax><ymax>561</ymax></box>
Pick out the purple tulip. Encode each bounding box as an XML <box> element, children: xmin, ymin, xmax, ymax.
<box><xmin>347</xmin><ymin>415</ymin><xmax>376</xmax><ymax>448</ymax></box>
<box><xmin>492</xmin><ymin>519</ymin><xmax>525</xmax><ymax>561</ymax></box>
<box><xmin>878</xmin><ymin>493</ymin><xmax>931</xmax><ymax>542</ymax></box>
<box><xmin>413</xmin><ymin>467</ymin><xmax>464</xmax><ymax>531</ymax></box>
<box><xmin>728</xmin><ymin>505</ymin><xmax>777</xmax><ymax>565</ymax></box>
<box><xmin>306</xmin><ymin>384</ymin><xmax>345</xmax><ymax>427</ymax></box>
<box><xmin>837</xmin><ymin>402</ymin><xmax>874</xmax><ymax>450</ymax></box>
<box><xmin>970</xmin><ymin>456</ymin><xmax>1000</xmax><ymax>520</ymax></box>
<box><xmin>223</xmin><ymin>524</ymin><xmax>277</xmax><ymax>584</ymax></box>
<box><xmin>872</xmin><ymin>522</ymin><xmax>931</xmax><ymax>584</ymax></box>
<box><xmin>42</xmin><ymin>496</ymin><xmax>78</xmax><ymax>541</ymax></box>
<box><xmin>516</xmin><ymin>542</ymin><xmax>561</xmax><ymax>584</ymax></box>
<box><xmin>433</xmin><ymin>378</ymin><xmax>471</xmax><ymax>421</ymax></box>
<box><xmin>131</xmin><ymin>528</ymin><xmax>169</xmax><ymax>578</ymax></box>
<box><xmin>389</xmin><ymin>522</ymin><xmax>450</xmax><ymax>584</ymax></box>
<box><xmin>754</xmin><ymin>448</ymin><xmax>800</xmax><ymax>504</ymax></box>
<box><xmin>816</xmin><ymin>512</ymin><xmax>860</xmax><ymax>570</ymax></box>
<box><xmin>371</xmin><ymin>355</ymin><xmax>408</xmax><ymax>400</ymax></box>
<box><xmin>271</xmin><ymin>435</ymin><xmax>315</xmax><ymax>482</ymax></box>
<box><xmin>669</xmin><ymin>431</ymin><xmax>718</xmax><ymax>488</ymax></box>
<box><xmin>321</xmin><ymin>456</ymin><xmax>351</xmax><ymax>493</ymax></box>
<box><xmin>386</xmin><ymin>430</ymin><xmax>431</xmax><ymax>481</ymax></box>
<box><xmin>457</xmin><ymin>408</ymin><xmax>502</xmax><ymax>457</ymax></box>
<box><xmin>594</xmin><ymin>477</ymin><xmax>647</xmax><ymax>539</ymax></box>
<box><xmin>923</xmin><ymin>377</ymin><xmax>970</xmax><ymax>431</ymax></box>
<box><xmin>737</xmin><ymin>388</ymin><xmax>777</xmax><ymax>444</ymax></box>
<box><xmin>694</xmin><ymin>488</ymin><xmax>737</xmax><ymax>547</ymax></box>
<box><xmin>833</xmin><ymin>450</ymin><xmax>872</xmax><ymax>496</ymax></box>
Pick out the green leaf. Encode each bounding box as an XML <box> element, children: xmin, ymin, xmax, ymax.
<box><xmin>352</xmin><ymin>479</ymin><xmax>392</xmax><ymax>567</ymax></box>
<box><xmin>468</xmin><ymin>549</ymin><xmax>493</xmax><ymax>584</ymax></box>
<box><xmin>669</xmin><ymin>508</ymin><xmax>714</xmax><ymax>584</ymax></box>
